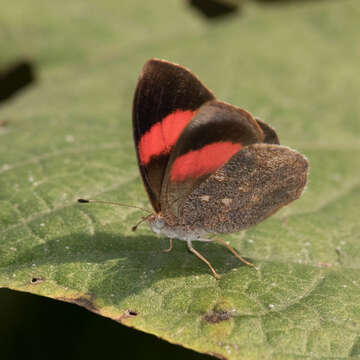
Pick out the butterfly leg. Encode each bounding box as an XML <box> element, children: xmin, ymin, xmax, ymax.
<box><xmin>215</xmin><ymin>237</ymin><xmax>254</xmax><ymax>268</ymax></box>
<box><xmin>186</xmin><ymin>240</ymin><xmax>221</xmax><ymax>279</ymax></box>
<box><xmin>162</xmin><ymin>238</ymin><xmax>173</xmax><ymax>253</ymax></box>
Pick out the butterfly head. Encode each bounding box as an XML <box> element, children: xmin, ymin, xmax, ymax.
<box><xmin>146</xmin><ymin>214</ymin><xmax>166</xmax><ymax>235</ymax></box>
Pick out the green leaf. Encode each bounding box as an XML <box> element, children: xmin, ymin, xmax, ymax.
<box><xmin>1</xmin><ymin>1</ymin><xmax>360</xmax><ymax>359</ymax></box>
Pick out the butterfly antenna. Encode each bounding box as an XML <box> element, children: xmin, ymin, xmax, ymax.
<box><xmin>131</xmin><ymin>214</ymin><xmax>152</xmax><ymax>232</ymax></box>
<box><xmin>78</xmin><ymin>198</ymin><xmax>151</xmax><ymax>214</ymax></box>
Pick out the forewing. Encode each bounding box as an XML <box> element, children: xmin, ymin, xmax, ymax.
<box><xmin>133</xmin><ymin>58</ymin><xmax>214</xmax><ymax>212</ymax></box>
<box><xmin>181</xmin><ymin>143</ymin><xmax>309</xmax><ymax>233</ymax></box>
<box><xmin>160</xmin><ymin>100</ymin><xmax>264</xmax><ymax>222</ymax></box>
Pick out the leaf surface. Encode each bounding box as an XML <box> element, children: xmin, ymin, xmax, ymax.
<box><xmin>1</xmin><ymin>1</ymin><xmax>360</xmax><ymax>359</ymax></box>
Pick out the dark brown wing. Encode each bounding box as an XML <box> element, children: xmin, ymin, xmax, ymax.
<box><xmin>160</xmin><ymin>100</ymin><xmax>265</xmax><ymax>223</ymax></box>
<box><xmin>255</xmin><ymin>117</ymin><xmax>280</xmax><ymax>144</ymax></box>
<box><xmin>132</xmin><ymin>58</ymin><xmax>214</xmax><ymax>212</ymax></box>
<box><xmin>181</xmin><ymin>143</ymin><xmax>309</xmax><ymax>233</ymax></box>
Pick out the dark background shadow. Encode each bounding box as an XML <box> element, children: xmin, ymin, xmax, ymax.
<box><xmin>189</xmin><ymin>0</ymin><xmax>240</xmax><ymax>19</ymax></box>
<box><xmin>188</xmin><ymin>0</ymin><xmax>327</xmax><ymax>19</ymax></box>
<box><xmin>255</xmin><ymin>0</ymin><xmax>325</xmax><ymax>3</ymax></box>
<box><xmin>0</xmin><ymin>288</ymin><xmax>214</xmax><ymax>360</ymax></box>
<box><xmin>0</xmin><ymin>60</ymin><xmax>36</xmax><ymax>104</ymax></box>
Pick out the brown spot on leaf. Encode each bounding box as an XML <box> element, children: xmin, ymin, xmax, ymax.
<box><xmin>127</xmin><ymin>310</ymin><xmax>138</xmax><ymax>316</ymax></box>
<box><xmin>204</xmin><ymin>309</ymin><xmax>233</xmax><ymax>324</ymax></box>
<box><xmin>30</xmin><ymin>276</ymin><xmax>44</xmax><ymax>285</ymax></box>
<box><xmin>73</xmin><ymin>296</ymin><xmax>98</xmax><ymax>312</ymax></box>
<box><xmin>117</xmin><ymin>309</ymin><xmax>139</xmax><ymax>323</ymax></box>
<box><xmin>207</xmin><ymin>352</ymin><xmax>227</xmax><ymax>360</ymax></box>
<box><xmin>57</xmin><ymin>295</ymin><xmax>99</xmax><ymax>314</ymax></box>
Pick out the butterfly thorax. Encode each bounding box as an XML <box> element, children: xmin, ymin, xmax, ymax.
<box><xmin>146</xmin><ymin>213</ymin><xmax>209</xmax><ymax>242</ymax></box>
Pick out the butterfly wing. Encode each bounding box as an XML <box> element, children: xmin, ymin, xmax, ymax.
<box><xmin>181</xmin><ymin>143</ymin><xmax>309</xmax><ymax>233</ymax></box>
<box><xmin>160</xmin><ymin>100</ymin><xmax>265</xmax><ymax>222</ymax></box>
<box><xmin>133</xmin><ymin>58</ymin><xmax>215</xmax><ymax>212</ymax></box>
<box><xmin>254</xmin><ymin>117</ymin><xmax>279</xmax><ymax>145</ymax></box>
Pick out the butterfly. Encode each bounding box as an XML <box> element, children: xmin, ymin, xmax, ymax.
<box><xmin>80</xmin><ymin>58</ymin><xmax>309</xmax><ymax>279</ymax></box>
<box><xmin>131</xmin><ymin>58</ymin><xmax>309</xmax><ymax>278</ymax></box>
